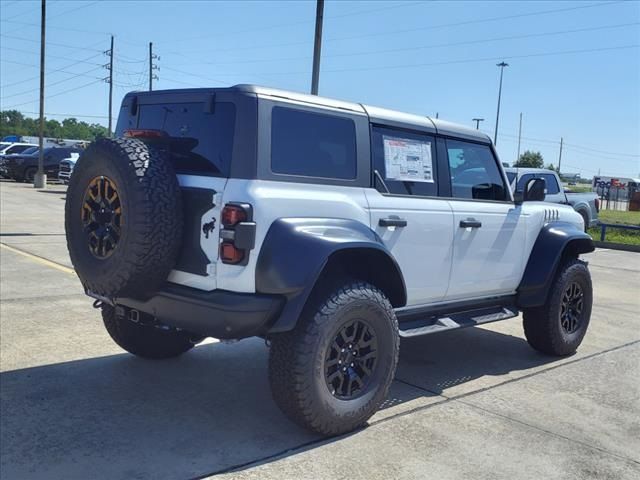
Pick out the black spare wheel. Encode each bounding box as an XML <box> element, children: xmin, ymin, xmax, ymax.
<box><xmin>65</xmin><ymin>137</ymin><xmax>183</xmax><ymax>299</ymax></box>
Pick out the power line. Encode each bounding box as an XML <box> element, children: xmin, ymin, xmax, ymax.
<box><xmin>160</xmin><ymin>1</ymin><xmax>424</xmax><ymax>45</ymax></box>
<box><xmin>167</xmin><ymin>0</ymin><xmax>627</xmax><ymax>56</ymax></box>
<box><xmin>1</xmin><ymin>51</ymin><xmax>104</xmax><ymax>89</ymax></box>
<box><xmin>1</xmin><ymin>45</ymin><xmax>105</xmax><ymax>64</ymax></box>
<box><xmin>1</xmin><ymin>1</ymin><xmax>103</xmax><ymax>36</ymax></box>
<box><xmin>2</xmin><ymin>78</ymin><xmax>106</xmax><ymax>110</ymax></box>
<box><xmin>160</xmin><ymin>65</ymin><xmax>231</xmax><ymax>86</ymax></box>
<box><xmin>563</xmin><ymin>143</ymin><xmax>640</xmax><ymax>158</ymax></box>
<box><xmin>190</xmin><ymin>44</ymin><xmax>638</xmax><ymax>77</ymax></box>
<box><xmin>173</xmin><ymin>22</ymin><xmax>638</xmax><ymax>67</ymax></box>
<box><xmin>1</xmin><ymin>65</ymin><xmax>104</xmax><ymax>100</ymax></box>
<box><xmin>0</xmin><ymin>33</ymin><xmax>104</xmax><ymax>52</ymax></box>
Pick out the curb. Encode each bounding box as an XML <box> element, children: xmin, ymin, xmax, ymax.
<box><xmin>594</xmin><ymin>241</ymin><xmax>640</xmax><ymax>253</ymax></box>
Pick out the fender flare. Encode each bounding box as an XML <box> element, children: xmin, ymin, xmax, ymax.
<box><xmin>256</xmin><ymin>218</ymin><xmax>406</xmax><ymax>333</ymax></box>
<box><xmin>517</xmin><ymin>221</ymin><xmax>594</xmax><ymax>308</ymax></box>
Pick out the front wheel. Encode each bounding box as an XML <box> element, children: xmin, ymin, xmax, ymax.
<box><xmin>268</xmin><ymin>282</ymin><xmax>399</xmax><ymax>436</ymax></box>
<box><xmin>523</xmin><ymin>259</ymin><xmax>592</xmax><ymax>356</ymax></box>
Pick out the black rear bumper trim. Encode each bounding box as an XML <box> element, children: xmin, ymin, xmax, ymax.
<box><xmin>115</xmin><ymin>284</ymin><xmax>284</xmax><ymax>339</ymax></box>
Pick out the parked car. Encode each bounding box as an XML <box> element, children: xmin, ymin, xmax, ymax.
<box><xmin>0</xmin><ymin>146</ymin><xmax>38</xmax><ymax>178</ymax></box>
<box><xmin>505</xmin><ymin>168</ymin><xmax>599</xmax><ymax>229</ymax></box>
<box><xmin>4</xmin><ymin>146</ymin><xmax>82</xmax><ymax>182</ymax></box>
<box><xmin>58</xmin><ymin>152</ymin><xmax>81</xmax><ymax>184</ymax></box>
<box><xmin>0</xmin><ymin>142</ymin><xmax>38</xmax><ymax>156</ymax></box>
<box><xmin>65</xmin><ymin>85</ymin><xmax>594</xmax><ymax>437</ymax></box>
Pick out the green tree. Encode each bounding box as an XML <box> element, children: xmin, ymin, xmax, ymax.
<box><xmin>545</xmin><ymin>163</ymin><xmax>556</xmax><ymax>172</ymax></box>
<box><xmin>0</xmin><ymin>110</ymin><xmax>107</xmax><ymax>141</ymax></box>
<box><xmin>514</xmin><ymin>150</ymin><xmax>544</xmax><ymax>168</ymax></box>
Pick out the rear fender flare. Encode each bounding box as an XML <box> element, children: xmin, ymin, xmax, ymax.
<box><xmin>256</xmin><ymin>218</ymin><xmax>406</xmax><ymax>333</ymax></box>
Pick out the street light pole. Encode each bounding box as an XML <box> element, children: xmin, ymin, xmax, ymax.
<box><xmin>472</xmin><ymin>118</ymin><xmax>484</xmax><ymax>130</ymax></box>
<box><xmin>494</xmin><ymin>61</ymin><xmax>509</xmax><ymax>146</ymax></box>
<box><xmin>34</xmin><ymin>0</ymin><xmax>46</xmax><ymax>188</ymax></box>
<box><xmin>516</xmin><ymin>112</ymin><xmax>523</xmax><ymax>161</ymax></box>
<box><xmin>311</xmin><ymin>0</ymin><xmax>324</xmax><ymax>95</ymax></box>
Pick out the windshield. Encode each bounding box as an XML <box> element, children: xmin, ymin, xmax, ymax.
<box><xmin>506</xmin><ymin>172</ymin><xmax>516</xmax><ymax>184</ymax></box>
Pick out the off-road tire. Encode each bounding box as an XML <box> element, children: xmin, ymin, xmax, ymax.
<box><xmin>65</xmin><ymin>137</ymin><xmax>183</xmax><ymax>299</ymax></box>
<box><xmin>523</xmin><ymin>259</ymin><xmax>592</xmax><ymax>356</ymax></box>
<box><xmin>268</xmin><ymin>282</ymin><xmax>399</xmax><ymax>436</ymax></box>
<box><xmin>102</xmin><ymin>304</ymin><xmax>195</xmax><ymax>359</ymax></box>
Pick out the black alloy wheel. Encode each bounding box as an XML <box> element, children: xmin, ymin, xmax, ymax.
<box><xmin>325</xmin><ymin>318</ymin><xmax>378</xmax><ymax>400</ymax></box>
<box><xmin>560</xmin><ymin>281</ymin><xmax>584</xmax><ymax>334</ymax></box>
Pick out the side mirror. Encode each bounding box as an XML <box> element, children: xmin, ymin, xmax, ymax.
<box><xmin>524</xmin><ymin>177</ymin><xmax>546</xmax><ymax>202</ymax></box>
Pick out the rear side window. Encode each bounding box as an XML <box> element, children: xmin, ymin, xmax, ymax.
<box><xmin>371</xmin><ymin>126</ymin><xmax>437</xmax><ymax>196</ymax></box>
<box><xmin>271</xmin><ymin>106</ymin><xmax>356</xmax><ymax>179</ymax></box>
<box><xmin>137</xmin><ymin>102</ymin><xmax>235</xmax><ymax>177</ymax></box>
<box><xmin>446</xmin><ymin>139</ymin><xmax>507</xmax><ymax>201</ymax></box>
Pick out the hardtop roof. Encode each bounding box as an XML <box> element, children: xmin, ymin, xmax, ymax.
<box><xmin>126</xmin><ymin>84</ymin><xmax>491</xmax><ymax>143</ymax></box>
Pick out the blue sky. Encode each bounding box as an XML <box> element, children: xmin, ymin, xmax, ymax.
<box><xmin>1</xmin><ymin>0</ymin><xmax>639</xmax><ymax>178</ymax></box>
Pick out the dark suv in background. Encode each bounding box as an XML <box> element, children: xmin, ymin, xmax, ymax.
<box><xmin>4</xmin><ymin>147</ymin><xmax>83</xmax><ymax>182</ymax></box>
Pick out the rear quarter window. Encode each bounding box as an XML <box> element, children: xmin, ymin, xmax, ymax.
<box><xmin>270</xmin><ymin>106</ymin><xmax>357</xmax><ymax>179</ymax></box>
<box><xmin>137</xmin><ymin>102</ymin><xmax>236</xmax><ymax>177</ymax></box>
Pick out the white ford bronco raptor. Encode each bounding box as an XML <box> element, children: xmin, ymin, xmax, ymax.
<box><xmin>65</xmin><ymin>85</ymin><xmax>594</xmax><ymax>436</ymax></box>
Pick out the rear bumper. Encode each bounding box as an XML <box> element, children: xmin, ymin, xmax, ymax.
<box><xmin>112</xmin><ymin>284</ymin><xmax>285</xmax><ymax>339</ymax></box>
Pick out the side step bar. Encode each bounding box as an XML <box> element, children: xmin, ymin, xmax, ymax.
<box><xmin>398</xmin><ymin>305</ymin><xmax>519</xmax><ymax>338</ymax></box>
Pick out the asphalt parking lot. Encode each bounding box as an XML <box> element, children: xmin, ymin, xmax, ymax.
<box><xmin>1</xmin><ymin>179</ymin><xmax>639</xmax><ymax>480</ymax></box>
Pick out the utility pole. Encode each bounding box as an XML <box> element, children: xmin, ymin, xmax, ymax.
<box><xmin>516</xmin><ymin>112</ymin><xmax>523</xmax><ymax>161</ymax></box>
<box><xmin>149</xmin><ymin>42</ymin><xmax>159</xmax><ymax>91</ymax></box>
<box><xmin>106</xmin><ymin>35</ymin><xmax>114</xmax><ymax>137</ymax></box>
<box><xmin>494</xmin><ymin>61</ymin><xmax>509</xmax><ymax>146</ymax></box>
<box><xmin>472</xmin><ymin>118</ymin><xmax>484</xmax><ymax>130</ymax></box>
<box><xmin>34</xmin><ymin>0</ymin><xmax>46</xmax><ymax>188</ymax></box>
<box><xmin>310</xmin><ymin>0</ymin><xmax>324</xmax><ymax>95</ymax></box>
<box><xmin>557</xmin><ymin>137</ymin><xmax>564</xmax><ymax>174</ymax></box>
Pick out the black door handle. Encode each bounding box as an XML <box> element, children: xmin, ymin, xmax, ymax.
<box><xmin>379</xmin><ymin>217</ymin><xmax>408</xmax><ymax>228</ymax></box>
<box><xmin>459</xmin><ymin>219</ymin><xmax>482</xmax><ymax>228</ymax></box>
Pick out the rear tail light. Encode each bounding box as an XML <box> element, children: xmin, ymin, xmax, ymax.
<box><xmin>222</xmin><ymin>204</ymin><xmax>247</xmax><ymax>227</ymax></box>
<box><xmin>594</xmin><ymin>198</ymin><xmax>600</xmax><ymax>212</ymax></box>
<box><xmin>220</xmin><ymin>242</ymin><xmax>245</xmax><ymax>264</ymax></box>
<box><xmin>219</xmin><ymin>203</ymin><xmax>255</xmax><ymax>265</ymax></box>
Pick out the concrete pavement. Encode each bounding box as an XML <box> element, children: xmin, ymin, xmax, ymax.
<box><xmin>0</xmin><ymin>180</ymin><xmax>638</xmax><ymax>479</ymax></box>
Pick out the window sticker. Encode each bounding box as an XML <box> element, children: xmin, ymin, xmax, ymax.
<box><xmin>383</xmin><ymin>136</ymin><xmax>434</xmax><ymax>183</ymax></box>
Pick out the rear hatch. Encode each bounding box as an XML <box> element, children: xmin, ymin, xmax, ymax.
<box><xmin>118</xmin><ymin>92</ymin><xmax>237</xmax><ymax>290</ymax></box>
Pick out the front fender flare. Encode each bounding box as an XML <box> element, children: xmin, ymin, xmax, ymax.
<box><xmin>256</xmin><ymin>218</ymin><xmax>406</xmax><ymax>333</ymax></box>
<box><xmin>517</xmin><ymin>221</ymin><xmax>594</xmax><ymax>308</ymax></box>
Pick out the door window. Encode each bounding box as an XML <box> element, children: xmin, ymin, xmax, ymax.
<box><xmin>371</xmin><ymin>126</ymin><xmax>437</xmax><ymax>196</ymax></box>
<box><xmin>446</xmin><ymin>139</ymin><xmax>507</xmax><ymax>201</ymax></box>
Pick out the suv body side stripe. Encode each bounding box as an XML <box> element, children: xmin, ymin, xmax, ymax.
<box><xmin>256</xmin><ymin>217</ymin><xmax>406</xmax><ymax>333</ymax></box>
<box><xmin>517</xmin><ymin>221</ymin><xmax>594</xmax><ymax>308</ymax></box>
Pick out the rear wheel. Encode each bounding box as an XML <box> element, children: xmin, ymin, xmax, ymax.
<box><xmin>523</xmin><ymin>259</ymin><xmax>592</xmax><ymax>356</ymax></box>
<box><xmin>579</xmin><ymin>210</ymin><xmax>590</xmax><ymax>232</ymax></box>
<box><xmin>268</xmin><ymin>282</ymin><xmax>399</xmax><ymax>436</ymax></box>
<box><xmin>102</xmin><ymin>304</ymin><xmax>196</xmax><ymax>359</ymax></box>
<box><xmin>23</xmin><ymin>167</ymin><xmax>37</xmax><ymax>183</ymax></box>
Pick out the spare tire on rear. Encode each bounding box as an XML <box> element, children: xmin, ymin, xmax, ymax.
<box><xmin>65</xmin><ymin>137</ymin><xmax>183</xmax><ymax>299</ymax></box>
